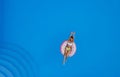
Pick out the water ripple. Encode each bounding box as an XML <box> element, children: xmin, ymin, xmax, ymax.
<box><xmin>0</xmin><ymin>42</ymin><xmax>38</xmax><ymax>77</ymax></box>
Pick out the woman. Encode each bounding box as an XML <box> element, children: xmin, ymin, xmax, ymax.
<box><xmin>63</xmin><ymin>32</ymin><xmax>75</xmax><ymax>64</ymax></box>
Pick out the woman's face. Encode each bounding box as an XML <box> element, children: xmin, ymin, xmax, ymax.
<box><xmin>70</xmin><ymin>38</ymin><xmax>73</xmax><ymax>42</ymax></box>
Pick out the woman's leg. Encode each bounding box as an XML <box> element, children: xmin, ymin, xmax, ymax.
<box><xmin>63</xmin><ymin>49</ymin><xmax>68</xmax><ymax>64</ymax></box>
<box><xmin>63</xmin><ymin>47</ymin><xmax>72</xmax><ymax>64</ymax></box>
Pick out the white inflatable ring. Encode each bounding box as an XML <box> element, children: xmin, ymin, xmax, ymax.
<box><xmin>60</xmin><ymin>41</ymin><xmax>76</xmax><ymax>57</ymax></box>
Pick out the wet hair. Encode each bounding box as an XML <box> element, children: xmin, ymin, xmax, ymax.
<box><xmin>70</xmin><ymin>36</ymin><xmax>74</xmax><ymax>39</ymax></box>
<box><xmin>68</xmin><ymin>36</ymin><xmax>74</xmax><ymax>42</ymax></box>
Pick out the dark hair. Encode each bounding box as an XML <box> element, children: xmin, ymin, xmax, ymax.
<box><xmin>70</xmin><ymin>36</ymin><xmax>74</xmax><ymax>39</ymax></box>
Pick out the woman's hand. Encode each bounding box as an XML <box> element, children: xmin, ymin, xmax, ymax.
<box><xmin>71</xmin><ymin>32</ymin><xmax>75</xmax><ymax>36</ymax></box>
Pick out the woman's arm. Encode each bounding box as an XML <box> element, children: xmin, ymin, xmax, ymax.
<box><xmin>70</xmin><ymin>32</ymin><xmax>75</xmax><ymax>36</ymax></box>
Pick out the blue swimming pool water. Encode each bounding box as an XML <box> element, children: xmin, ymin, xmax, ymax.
<box><xmin>0</xmin><ymin>0</ymin><xmax>120</xmax><ymax>77</ymax></box>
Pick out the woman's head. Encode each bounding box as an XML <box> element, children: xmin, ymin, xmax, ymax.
<box><xmin>69</xmin><ymin>36</ymin><xmax>74</xmax><ymax>42</ymax></box>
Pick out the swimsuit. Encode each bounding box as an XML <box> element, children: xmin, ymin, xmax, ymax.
<box><xmin>65</xmin><ymin>42</ymin><xmax>73</xmax><ymax>51</ymax></box>
<box><xmin>66</xmin><ymin>47</ymin><xmax>71</xmax><ymax>51</ymax></box>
